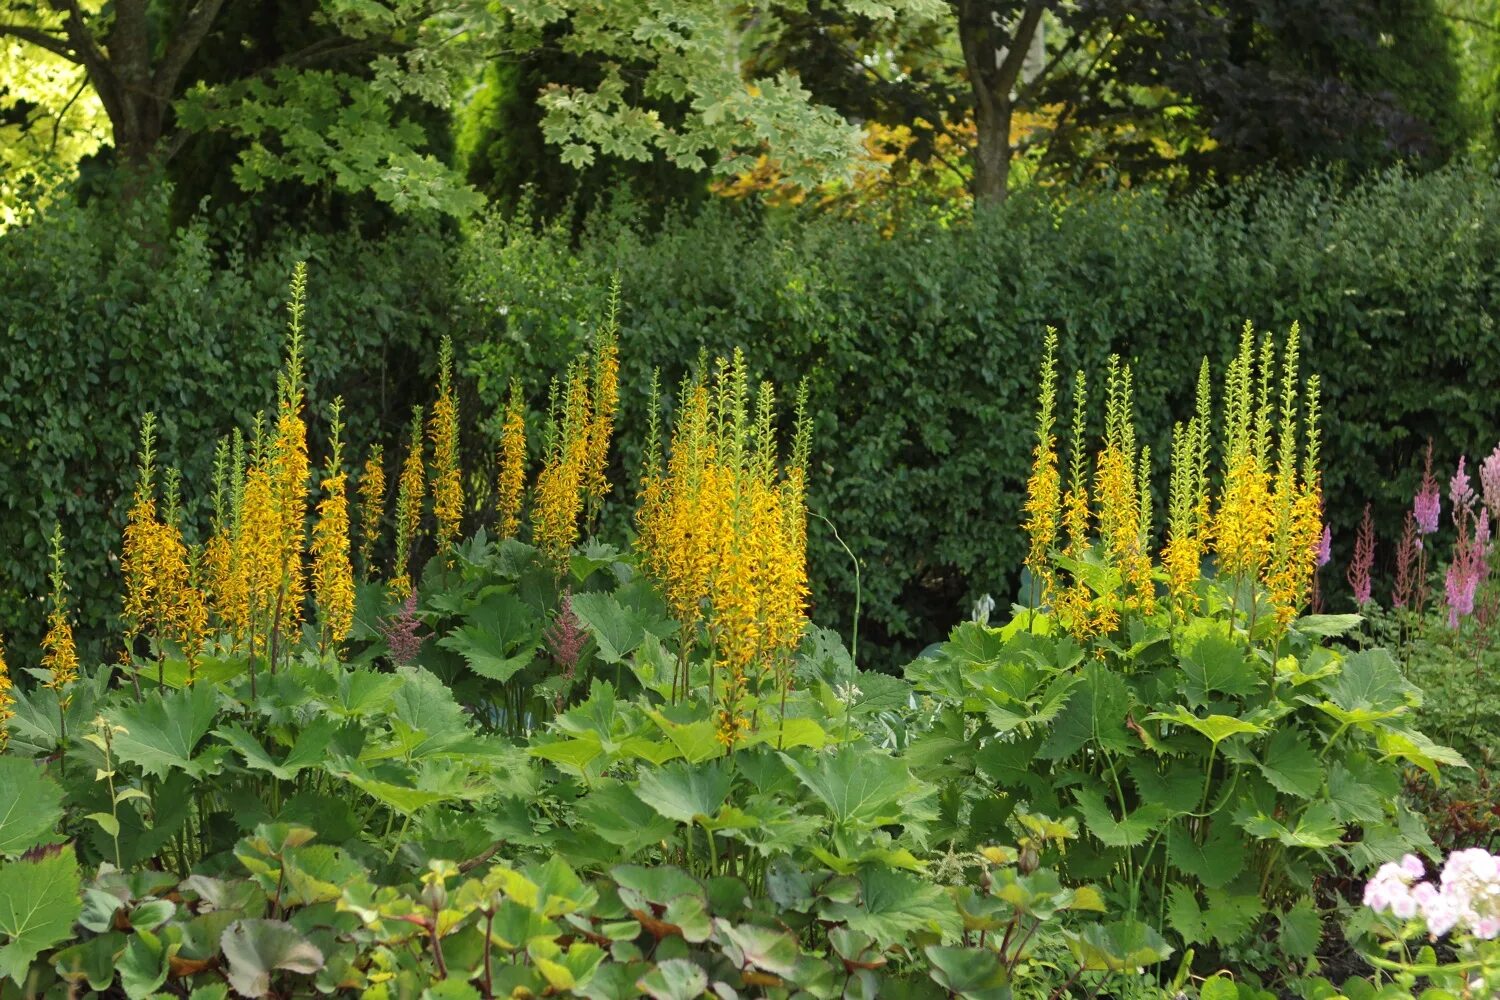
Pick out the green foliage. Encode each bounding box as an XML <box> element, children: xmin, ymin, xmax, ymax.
<box><xmin>458</xmin><ymin>164</ymin><xmax>1500</xmax><ymax>666</ymax></box>
<box><xmin>0</xmin><ymin>188</ymin><xmax>453</xmax><ymax>662</ymax></box>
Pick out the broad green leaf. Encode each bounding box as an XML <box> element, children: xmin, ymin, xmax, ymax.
<box><xmin>819</xmin><ymin>867</ymin><xmax>956</xmax><ymax>946</ymax></box>
<box><xmin>0</xmin><ymin>845</ymin><xmax>83</xmax><ymax>984</ymax></box>
<box><xmin>569</xmin><ymin>592</ymin><xmax>649</xmax><ymax>664</ymax></box>
<box><xmin>1279</xmin><ymin>898</ymin><xmax>1322</xmax><ymax>959</ymax></box>
<box><xmin>215</xmin><ymin>718</ymin><xmax>337</xmax><ymax>781</ymax></box>
<box><xmin>1065</xmin><ymin>919</ymin><xmax>1173</xmax><ymax>971</ymax></box>
<box><xmin>1322</xmin><ymin>649</ymin><xmax>1415</xmax><ymax>715</ymax></box>
<box><xmin>636</xmin><ymin>958</ymin><xmax>706</xmax><ymax>1000</ymax></box>
<box><xmin>1240</xmin><ymin>801</ymin><xmax>1344</xmax><ymax>848</ymax></box>
<box><xmin>391</xmin><ymin>666</ymin><xmax>472</xmax><ymax>756</ymax></box>
<box><xmin>1148</xmin><ymin>706</ymin><xmax>1263</xmax><ymax>745</ymax></box>
<box><xmin>1179</xmin><ymin>623</ymin><xmax>1261</xmax><ymax>704</ymax></box>
<box><xmin>438</xmin><ymin>592</ymin><xmax>539</xmax><ymax>682</ymax></box>
<box><xmin>219</xmin><ymin>919</ymin><xmax>323</xmax><ymax>998</ymax></box>
<box><xmin>1166</xmin><ymin>821</ymin><xmax>1246</xmax><ymax>890</ymax></box>
<box><xmin>781</xmin><ymin>747</ymin><xmax>930</xmax><ymax>831</ymax></box>
<box><xmin>1200</xmin><ymin>975</ymin><xmax>1239</xmax><ymax>1000</ymax></box>
<box><xmin>643</xmin><ymin>710</ymin><xmax>722</xmax><ymax>764</ymax></box>
<box><xmin>1293</xmin><ymin>614</ymin><xmax>1363</xmax><ymax>637</ymax></box>
<box><xmin>1200</xmin><ymin>888</ymin><xmax>1264</xmax><ymax>946</ymax></box>
<box><xmin>717</xmin><ymin>923</ymin><xmax>801</xmax><ymax>978</ymax></box>
<box><xmin>1073</xmin><ymin>788</ymin><xmax>1167</xmax><ymax>847</ymax></box>
<box><xmin>1038</xmin><ymin>661</ymin><xmax>1133</xmax><ymax>759</ymax></box>
<box><xmin>924</xmin><ymin>945</ymin><xmax>1011</xmax><ymax>999</ymax></box>
<box><xmin>633</xmin><ymin>761</ymin><xmax>731</xmax><ymax>825</ymax></box>
<box><xmin>106</xmin><ymin>684</ymin><xmax>222</xmax><ymax>779</ymax></box>
<box><xmin>1375</xmin><ymin>728</ymin><xmax>1467</xmax><ymax>781</ymax></box>
<box><xmin>576</xmin><ymin>781</ymin><xmax>676</xmax><ymax>855</ymax></box>
<box><xmin>0</xmin><ymin>757</ymin><xmax>63</xmax><ymax>857</ymax></box>
<box><xmin>1259</xmin><ymin>727</ymin><xmax>1323</xmax><ymax>799</ymax></box>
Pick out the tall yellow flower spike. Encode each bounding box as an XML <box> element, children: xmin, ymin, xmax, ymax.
<box><xmin>120</xmin><ymin>412</ymin><xmax>162</xmax><ymax>650</ymax></box>
<box><xmin>583</xmin><ymin>280</ymin><xmax>621</xmax><ymax>525</ymax></box>
<box><xmin>495</xmin><ymin>380</ymin><xmax>527</xmax><ymax>540</ymax></box>
<box><xmin>1022</xmin><ymin>329</ymin><xmax>1061</xmax><ymax>614</ymax></box>
<box><xmin>429</xmin><ymin>336</ymin><xmax>463</xmax><ymax>562</ymax></box>
<box><xmin>534</xmin><ymin>361</ymin><xmax>592</xmax><ymax>569</ymax></box>
<box><xmin>392</xmin><ymin>406</ymin><xmax>426</xmax><ymax>595</ymax></box>
<box><xmin>313</xmin><ymin>399</ymin><xmax>356</xmax><ymax>650</ymax></box>
<box><xmin>0</xmin><ymin>632</ymin><xmax>14</xmax><ymax>751</ymax></box>
<box><xmin>41</xmin><ymin>524</ymin><xmax>79</xmax><ymax>699</ymax></box>
<box><xmin>1163</xmin><ymin>361</ymin><xmax>1213</xmax><ymax>612</ymax></box>
<box><xmin>357</xmin><ymin>444</ymin><xmax>386</xmax><ymax>579</ymax></box>
<box><xmin>271</xmin><ymin>264</ymin><xmax>310</xmax><ymax>648</ymax></box>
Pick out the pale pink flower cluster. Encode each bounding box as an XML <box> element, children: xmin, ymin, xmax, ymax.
<box><xmin>1364</xmin><ymin>850</ymin><xmax>1500</xmax><ymax>940</ymax></box>
<box><xmin>1482</xmin><ymin>445</ymin><xmax>1500</xmax><ymax>519</ymax></box>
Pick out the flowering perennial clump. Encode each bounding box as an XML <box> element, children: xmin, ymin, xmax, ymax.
<box><xmin>1365</xmin><ymin>850</ymin><xmax>1500</xmax><ymax>940</ymax></box>
<box><xmin>1035</xmin><ymin>324</ymin><xmax>1323</xmax><ymax>642</ymax></box>
<box><xmin>635</xmin><ymin>352</ymin><xmax>811</xmax><ymax>745</ymax></box>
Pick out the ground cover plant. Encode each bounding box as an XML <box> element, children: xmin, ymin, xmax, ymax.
<box><xmin>0</xmin><ymin>271</ymin><xmax>1479</xmax><ymax>1000</ymax></box>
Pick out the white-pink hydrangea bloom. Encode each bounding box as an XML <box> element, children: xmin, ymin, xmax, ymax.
<box><xmin>1365</xmin><ymin>848</ymin><xmax>1500</xmax><ymax>941</ymax></box>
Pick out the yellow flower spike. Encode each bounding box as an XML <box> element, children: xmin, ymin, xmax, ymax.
<box><xmin>583</xmin><ymin>281</ymin><xmax>621</xmax><ymax>524</ymax></box>
<box><xmin>357</xmin><ymin>444</ymin><xmax>386</xmax><ymax>579</ymax></box>
<box><xmin>429</xmin><ymin>337</ymin><xmax>463</xmax><ymax>563</ymax></box>
<box><xmin>235</xmin><ymin>464</ymin><xmax>281</xmax><ymax>667</ymax></box>
<box><xmin>42</xmin><ymin>524</ymin><xmax>79</xmax><ymax>699</ymax></box>
<box><xmin>269</xmin><ymin>266</ymin><xmax>311</xmax><ymax>651</ymax></box>
<box><xmin>120</xmin><ymin>412</ymin><xmax>160</xmax><ymax>650</ymax></box>
<box><xmin>1022</xmin><ymin>329</ymin><xmax>1062</xmax><ymax>613</ymax></box>
<box><xmin>0</xmin><ymin>632</ymin><xmax>14</xmax><ymax>751</ymax></box>
<box><xmin>393</xmin><ymin>406</ymin><xmax>426</xmax><ymax>593</ymax></box>
<box><xmin>534</xmin><ymin>360</ymin><xmax>592</xmax><ymax>570</ymax></box>
<box><xmin>495</xmin><ymin>380</ymin><xmax>527</xmax><ymax>541</ymax></box>
<box><xmin>313</xmin><ymin>398</ymin><xmax>356</xmax><ymax>652</ymax></box>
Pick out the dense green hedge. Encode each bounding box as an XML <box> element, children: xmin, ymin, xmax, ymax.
<box><xmin>0</xmin><ymin>192</ymin><xmax>454</xmax><ymax>662</ymax></box>
<box><xmin>458</xmin><ymin>165</ymin><xmax>1500</xmax><ymax>667</ymax></box>
<box><xmin>6</xmin><ymin>167</ymin><xmax>1499</xmax><ymax>669</ymax></box>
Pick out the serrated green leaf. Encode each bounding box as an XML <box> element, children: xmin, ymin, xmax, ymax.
<box><xmin>1279</xmin><ymin>898</ymin><xmax>1321</xmax><ymax>959</ymax></box>
<box><xmin>1148</xmin><ymin>706</ymin><xmax>1264</xmax><ymax>745</ymax></box>
<box><xmin>0</xmin><ymin>845</ymin><xmax>83</xmax><ymax>984</ymax></box>
<box><xmin>0</xmin><ymin>757</ymin><xmax>63</xmax><ymax>857</ymax></box>
<box><xmin>633</xmin><ymin>761</ymin><xmax>731</xmax><ymax>825</ymax></box>
<box><xmin>1259</xmin><ymin>727</ymin><xmax>1323</xmax><ymax>799</ymax></box>
<box><xmin>106</xmin><ymin>684</ymin><xmax>221</xmax><ymax>779</ymax></box>
<box><xmin>1074</xmin><ymin>788</ymin><xmax>1168</xmax><ymax>847</ymax></box>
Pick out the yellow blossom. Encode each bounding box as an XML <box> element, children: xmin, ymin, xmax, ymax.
<box><xmin>1022</xmin><ymin>329</ymin><xmax>1062</xmax><ymax>611</ymax></box>
<box><xmin>42</xmin><ymin>524</ymin><xmax>79</xmax><ymax>698</ymax></box>
<box><xmin>357</xmin><ymin>444</ymin><xmax>386</xmax><ymax>579</ymax></box>
<box><xmin>393</xmin><ymin>407</ymin><xmax>426</xmax><ymax>591</ymax></box>
<box><xmin>533</xmin><ymin>362</ymin><xmax>591</xmax><ymax>569</ymax></box>
<box><xmin>313</xmin><ymin>399</ymin><xmax>356</xmax><ymax>649</ymax></box>
<box><xmin>495</xmin><ymin>381</ymin><xmax>527</xmax><ymax>540</ymax></box>
<box><xmin>429</xmin><ymin>337</ymin><xmax>463</xmax><ymax>561</ymax></box>
<box><xmin>583</xmin><ymin>285</ymin><xmax>621</xmax><ymax>523</ymax></box>
<box><xmin>0</xmin><ymin>633</ymin><xmax>14</xmax><ymax>750</ymax></box>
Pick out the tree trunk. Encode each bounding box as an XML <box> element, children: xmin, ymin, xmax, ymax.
<box><xmin>956</xmin><ymin>0</ymin><xmax>1048</xmax><ymax>207</ymax></box>
<box><xmin>972</xmin><ymin>90</ymin><xmax>1014</xmax><ymax>205</ymax></box>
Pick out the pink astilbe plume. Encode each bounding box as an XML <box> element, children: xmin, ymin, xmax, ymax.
<box><xmin>1481</xmin><ymin>444</ymin><xmax>1500</xmax><ymax>520</ymax></box>
<box><xmin>380</xmin><ymin>589</ymin><xmax>425</xmax><ymax>664</ymax></box>
<box><xmin>1316</xmin><ymin>525</ymin><xmax>1332</xmax><ymax>568</ymax></box>
<box><xmin>1446</xmin><ymin>520</ymin><xmax>1484</xmax><ymax>630</ymax></box>
<box><xmin>1393</xmin><ymin>512</ymin><xmax>1419</xmax><ymax>610</ymax></box>
<box><xmin>1451</xmin><ymin>456</ymin><xmax>1478</xmax><ymax>520</ymax></box>
<box><xmin>1415</xmin><ymin>442</ymin><xmax>1442</xmax><ymax>537</ymax></box>
<box><xmin>1348</xmin><ymin>504</ymin><xmax>1376</xmax><ymax>607</ymax></box>
<box><xmin>545</xmin><ymin>588</ymin><xmax>587</xmax><ymax>675</ymax></box>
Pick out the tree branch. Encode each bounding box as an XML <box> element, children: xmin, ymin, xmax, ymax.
<box><xmin>995</xmin><ymin>0</ymin><xmax>1047</xmax><ymax>95</ymax></box>
<box><xmin>155</xmin><ymin>0</ymin><xmax>228</xmax><ymax>98</ymax></box>
<box><xmin>0</xmin><ymin>22</ymin><xmax>75</xmax><ymax>61</ymax></box>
